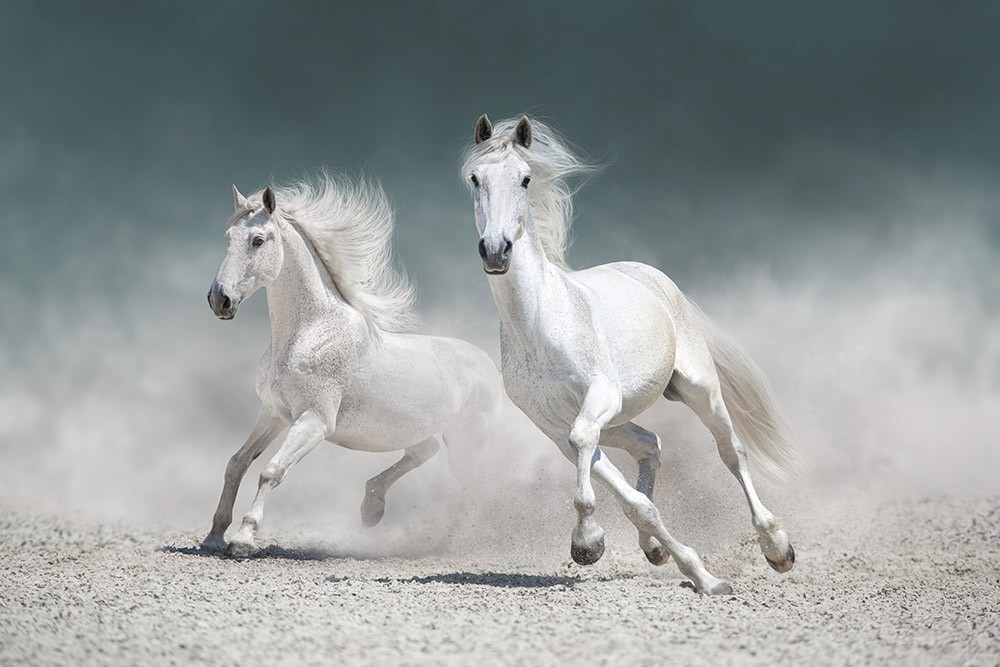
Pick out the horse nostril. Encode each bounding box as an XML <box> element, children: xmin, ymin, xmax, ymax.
<box><xmin>503</xmin><ymin>239</ymin><xmax>513</xmax><ymax>258</ymax></box>
<box><xmin>207</xmin><ymin>291</ymin><xmax>212</xmax><ymax>306</ymax></box>
<box><xmin>222</xmin><ymin>296</ymin><xmax>231</xmax><ymax>310</ymax></box>
<box><xmin>478</xmin><ymin>238</ymin><xmax>488</xmax><ymax>260</ymax></box>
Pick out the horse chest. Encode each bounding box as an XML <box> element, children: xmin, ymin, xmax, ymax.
<box><xmin>500</xmin><ymin>331</ymin><xmax>589</xmax><ymax>429</ymax></box>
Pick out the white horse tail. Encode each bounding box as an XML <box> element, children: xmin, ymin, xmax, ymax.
<box><xmin>687</xmin><ymin>297</ymin><xmax>802</xmax><ymax>484</ymax></box>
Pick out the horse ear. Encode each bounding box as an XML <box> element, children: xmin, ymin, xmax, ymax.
<box><xmin>232</xmin><ymin>185</ymin><xmax>247</xmax><ymax>211</ymax></box>
<box><xmin>262</xmin><ymin>187</ymin><xmax>276</xmax><ymax>214</ymax></box>
<box><xmin>475</xmin><ymin>114</ymin><xmax>493</xmax><ymax>144</ymax></box>
<box><xmin>514</xmin><ymin>116</ymin><xmax>532</xmax><ymax>149</ymax></box>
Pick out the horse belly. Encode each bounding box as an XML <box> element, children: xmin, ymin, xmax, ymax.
<box><xmin>333</xmin><ymin>379</ymin><xmax>456</xmax><ymax>452</ymax></box>
<box><xmin>332</xmin><ymin>337</ymin><xmax>484</xmax><ymax>452</ymax></box>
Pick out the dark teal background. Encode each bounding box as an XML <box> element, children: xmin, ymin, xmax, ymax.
<box><xmin>3</xmin><ymin>2</ymin><xmax>998</xmax><ymax>297</ymax></box>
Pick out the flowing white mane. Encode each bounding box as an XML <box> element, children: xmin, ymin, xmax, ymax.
<box><xmin>248</xmin><ymin>172</ymin><xmax>419</xmax><ymax>335</ymax></box>
<box><xmin>461</xmin><ymin>116</ymin><xmax>597</xmax><ymax>269</ymax></box>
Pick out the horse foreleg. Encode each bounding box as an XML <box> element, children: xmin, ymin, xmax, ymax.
<box><xmin>201</xmin><ymin>407</ymin><xmax>284</xmax><ymax>552</ymax></box>
<box><xmin>590</xmin><ymin>455</ymin><xmax>733</xmax><ymax>595</ymax></box>
<box><xmin>360</xmin><ymin>437</ymin><xmax>440</xmax><ymax>528</ymax></box>
<box><xmin>225</xmin><ymin>409</ymin><xmax>329</xmax><ymax>559</ymax></box>
<box><xmin>566</xmin><ymin>378</ymin><xmax>621</xmax><ymax>566</ymax></box>
<box><xmin>599</xmin><ymin>422</ymin><xmax>669</xmax><ymax>565</ymax></box>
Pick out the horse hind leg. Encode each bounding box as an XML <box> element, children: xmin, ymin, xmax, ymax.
<box><xmin>361</xmin><ymin>437</ymin><xmax>440</xmax><ymax>528</ymax></box>
<box><xmin>598</xmin><ymin>422</ymin><xmax>670</xmax><ymax>565</ymax></box>
<box><xmin>672</xmin><ymin>372</ymin><xmax>795</xmax><ymax>573</ymax></box>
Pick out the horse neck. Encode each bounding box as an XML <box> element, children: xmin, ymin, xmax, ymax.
<box><xmin>266</xmin><ymin>222</ymin><xmax>358</xmax><ymax>347</ymax></box>
<box><xmin>487</xmin><ymin>213</ymin><xmax>562</xmax><ymax>335</ymax></box>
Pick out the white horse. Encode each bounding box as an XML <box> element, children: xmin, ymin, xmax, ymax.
<box><xmin>463</xmin><ymin>115</ymin><xmax>799</xmax><ymax>594</ymax></box>
<box><xmin>202</xmin><ymin>173</ymin><xmax>500</xmax><ymax>558</ymax></box>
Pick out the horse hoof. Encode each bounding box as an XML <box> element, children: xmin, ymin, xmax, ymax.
<box><xmin>644</xmin><ymin>546</ymin><xmax>671</xmax><ymax>566</ymax></box>
<box><xmin>200</xmin><ymin>535</ymin><xmax>227</xmax><ymax>554</ymax></box>
<box><xmin>765</xmin><ymin>544</ymin><xmax>796</xmax><ymax>573</ymax></box>
<box><xmin>360</xmin><ymin>500</ymin><xmax>385</xmax><ymax>528</ymax></box>
<box><xmin>708</xmin><ymin>580</ymin><xmax>734</xmax><ymax>596</ymax></box>
<box><xmin>571</xmin><ymin>536</ymin><xmax>605</xmax><ymax>566</ymax></box>
<box><xmin>224</xmin><ymin>540</ymin><xmax>257</xmax><ymax>560</ymax></box>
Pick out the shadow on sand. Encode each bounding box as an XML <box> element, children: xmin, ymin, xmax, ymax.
<box><xmin>364</xmin><ymin>571</ymin><xmax>636</xmax><ymax>589</ymax></box>
<box><xmin>160</xmin><ymin>543</ymin><xmax>368</xmax><ymax>562</ymax></box>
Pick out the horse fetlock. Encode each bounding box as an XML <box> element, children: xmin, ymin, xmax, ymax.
<box><xmin>573</xmin><ymin>490</ymin><xmax>597</xmax><ymax>516</ymax></box>
<box><xmin>238</xmin><ymin>513</ymin><xmax>261</xmax><ymax>536</ymax></box>
<box><xmin>752</xmin><ymin>513</ymin><xmax>778</xmax><ymax>534</ymax></box>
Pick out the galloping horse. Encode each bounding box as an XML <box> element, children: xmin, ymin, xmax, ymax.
<box><xmin>463</xmin><ymin>115</ymin><xmax>798</xmax><ymax>594</ymax></box>
<box><xmin>203</xmin><ymin>173</ymin><xmax>500</xmax><ymax>558</ymax></box>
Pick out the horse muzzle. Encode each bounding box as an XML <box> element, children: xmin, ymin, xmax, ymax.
<box><xmin>207</xmin><ymin>283</ymin><xmax>240</xmax><ymax>320</ymax></box>
<box><xmin>479</xmin><ymin>236</ymin><xmax>512</xmax><ymax>275</ymax></box>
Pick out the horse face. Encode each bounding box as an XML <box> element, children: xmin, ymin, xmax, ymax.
<box><xmin>467</xmin><ymin>115</ymin><xmax>534</xmax><ymax>275</ymax></box>
<box><xmin>469</xmin><ymin>151</ymin><xmax>532</xmax><ymax>275</ymax></box>
<box><xmin>208</xmin><ymin>187</ymin><xmax>284</xmax><ymax>320</ymax></box>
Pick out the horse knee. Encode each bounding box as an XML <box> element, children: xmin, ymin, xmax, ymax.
<box><xmin>570</xmin><ymin>418</ymin><xmax>600</xmax><ymax>451</ymax></box>
<box><xmin>224</xmin><ymin>454</ymin><xmax>245</xmax><ymax>482</ymax></box>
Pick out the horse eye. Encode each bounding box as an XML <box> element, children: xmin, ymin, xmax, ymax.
<box><xmin>521</xmin><ymin>175</ymin><xmax>531</xmax><ymax>188</ymax></box>
<box><xmin>252</xmin><ymin>237</ymin><xmax>265</xmax><ymax>248</ymax></box>
<box><xmin>470</xmin><ymin>174</ymin><xmax>479</xmax><ymax>187</ymax></box>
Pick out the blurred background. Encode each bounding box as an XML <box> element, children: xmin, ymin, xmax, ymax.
<box><xmin>1</xmin><ymin>1</ymin><xmax>997</xmax><ymax>557</ymax></box>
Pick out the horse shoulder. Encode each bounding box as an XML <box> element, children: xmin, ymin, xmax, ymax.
<box><xmin>259</xmin><ymin>320</ymin><xmax>360</xmax><ymax>421</ymax></box>
<box><xmin>567</xmin><ymin>263</ymin><xmax>680</xmax><ymax>399</ymax></box>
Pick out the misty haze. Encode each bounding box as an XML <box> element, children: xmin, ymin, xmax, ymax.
<box><xmin>1</xmin><ymin>2</ymin><xmax>997</xmax><ymax>665</ymax></box>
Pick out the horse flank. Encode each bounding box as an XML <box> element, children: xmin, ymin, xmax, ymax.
<box><xmin>244</xmin><ymin>172</ymin><xmax>419</xmax><ymax>336</ymax></box>
<box><xmin>461</xmin><ymin>116</ymin><xmax>598</xmax><ymax>269</ymax></box>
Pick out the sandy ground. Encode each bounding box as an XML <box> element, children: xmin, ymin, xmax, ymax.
<box><xmin>2</xmin><ymin>493</ymin><xmax>997</xmax><ymax>666</ymax></box>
